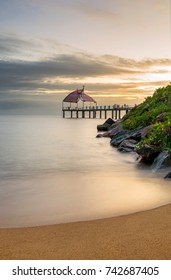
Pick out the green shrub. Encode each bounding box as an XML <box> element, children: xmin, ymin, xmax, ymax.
<box><xmin>122</xmin><ymin>84</ymin><xmax>171</xmax><ymax>150</ymax></box>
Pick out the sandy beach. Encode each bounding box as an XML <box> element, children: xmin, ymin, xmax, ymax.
<box><xmin>0</xmin><ymin>204</ymin><xmax>171</xmax><ymax>260</ymax></box>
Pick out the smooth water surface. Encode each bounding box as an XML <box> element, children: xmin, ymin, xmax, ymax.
<box><xmin>0</xmin><ymin>115</ymin><xmax>171</xmax><ymax>228</ymax></box>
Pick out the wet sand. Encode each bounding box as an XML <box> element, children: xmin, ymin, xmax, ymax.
<box><xmin>0</xmin><ymin>204</ymin><xmax>171</xmax><ymax>260</ymax></box>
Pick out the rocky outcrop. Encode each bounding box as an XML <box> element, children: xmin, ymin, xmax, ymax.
<box><xmin>97</xmin><ymin>120</ymin><xmax>168</xmax><ymax>166</ymax></box>
<box><xmin>96</xmin><ymin>84</ymin><xmax>171</xmax><ymax>178</ymax></box>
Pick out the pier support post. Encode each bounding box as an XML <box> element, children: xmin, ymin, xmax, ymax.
<box><xmin>105</xmin><ymin>110</ymin><xmax>107</xmax><ymax>119</ymax></box>
<box><xmin>82</xmin><ymin>111</ymin><xmax>85</xmax><ymax>118</ymax></box>
<box><xmin>63</xmin><ymin>110</ymin><xmax>65</xmax><ymax>118</ymax></box>
<box><xmin>76</xmin><ymin>111</ymin><xmax>78</xmax><ymax>118</ymax></box>
<box><xmin>115</xmin><ymin>110</ymin><xmax>118</xmax><ymax>120</ymax></box>
<box><xmin>119</xmin><ymin>110</ymin><xmax>121</xmax><ymax>119</ymax></box>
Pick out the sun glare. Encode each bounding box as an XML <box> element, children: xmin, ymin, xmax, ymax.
<box><xmin>41</xmin><ymin>64</ymin><xmax>171</xmax><ymax>99</ymax></box>
<box><xmin>140</xmin><ymin>66</ymin><xmax>171</xmax><ymax>82</ymax></box>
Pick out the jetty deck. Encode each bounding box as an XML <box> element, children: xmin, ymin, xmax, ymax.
<box><xmin>62</xmin><ymin>104</ymin><xmax>133</xmax><ymax>119</ymax></box>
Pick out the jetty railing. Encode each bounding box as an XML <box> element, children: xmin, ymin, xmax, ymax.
<box><xmin>62</xmin><ymin>104</ymin><xmax>133</xmax><ymax>119</ymax></box>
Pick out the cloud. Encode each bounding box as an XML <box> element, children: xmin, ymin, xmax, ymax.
<box><xmin>0</xmin><ymin>32</ymin><xmax>93</xmax><ymax>61</ymax></box>
<box><xmin>101</xmin><ymin>55</ymin><xmax>171</xmax><ymax>69</ymax></box>
<box><xmin>71</xmin><ymin>0</ymin><xmax>118</xmax><ymax>20</ymax></box>
<box><xmin>0</xmin><ymin>32</ymin><xmax>170</xmax><ymax>98</ymax></box>
<box><xmin>0</xmin><ymin>33</ymin><xmax>44</xmax><ymax>62</ymax></box>
<box><xmin>27</xmin><ymin>0</ymin><xmax>118</xmax><ymax>20</ymax></box>
<box><xmin>0</xmin><ymin>52</ymin><xmax>171</xmax><ymax>94</ymax></box>
<box><xmin>0</xmin><ymin>33</ymin><xmax>34</xmax><ymax>54</ymax></box>
<box><xmin>0</xmin><ymin>54</ymin><xmax>144</xmax><ymax>92</ymax></box>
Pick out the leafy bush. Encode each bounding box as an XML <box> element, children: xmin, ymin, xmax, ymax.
<box><xmin>121</xmin><ymin>84</ymin><xmax>171</xmax><ymax>150</ymax></box>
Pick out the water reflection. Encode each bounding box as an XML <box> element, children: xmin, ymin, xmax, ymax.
<box><xmin>0</xmin><ymin>116</ymin><xmax>171</xmax><ymax>228</ymax></box>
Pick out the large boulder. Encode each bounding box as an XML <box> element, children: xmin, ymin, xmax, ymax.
<box><xmin>96</xmin><ymin>123</ymin><xmax>123</xmax><ymax>138</ymax></box>
<box><xmin>110</xmin><ymin>127</ymin><xmax>143</xmax><ymax>147</ymax></box>
<box><xmin>97</xmin><ymin>118</ymin><xmax>115</xmax><ymax>131</ymax></box>
<box><xmin>118</xmin><ymin>139</ymin><xmax>138</xmax><ymax>152</ymax></box>
<box><xmin>109</xmin><ymin>123</ymin><xmax>124</xmax><ymax>138</ymax></box>
<box><xmin>151</xmin><ymin>151</ymin><xmax>171</xmax><ymax>171</ymax></box>
<box><xmin>99</xmin><ymin>122</ymin><xmax>123</xmax><ymax>138</ymax></box>
<box><xmin>135</xmin><ymin>144</ymin><xmax>161</xmax><ymax>163</ymax></box>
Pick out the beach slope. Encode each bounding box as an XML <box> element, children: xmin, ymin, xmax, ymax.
<box><xmin>0</xmin><ymin>204</ymin><xmax>171</xmax><ymax>260</ymax></box>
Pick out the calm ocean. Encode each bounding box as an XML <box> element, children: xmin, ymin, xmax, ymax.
<box><xmin>0</xmin><ymin>115</ymin><xmax>171</xmax><ymax>228</ymax></box>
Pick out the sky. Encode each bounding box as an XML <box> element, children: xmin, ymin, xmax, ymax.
<box><xmin>0</xmin><ymin>0</ymin><xmax>171</xmax><ymax>114</ymax></box>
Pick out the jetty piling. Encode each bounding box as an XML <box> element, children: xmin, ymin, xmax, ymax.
<box><xmin>62</xmin><ymin>104</ymin><xmax>132</xmax><ymax>119</ymax></box>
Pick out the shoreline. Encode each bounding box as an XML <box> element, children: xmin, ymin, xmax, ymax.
<box><xmin>0</xmin><ymin>203</ymin><xmax>171</xmax><ymax>260</ymax></box>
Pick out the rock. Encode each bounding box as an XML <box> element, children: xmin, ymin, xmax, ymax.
<box><xmin>118</xmin><ymin>139</ymin><xmax>138</xmax><ymax>152</ymax></box>
<box><xmin>109</xmin><ymin>123</ymin><xmax>124</xmax><ymax>138</ymax></box>
<box><xmin>97</xmin><ymin>123</ymin><xmax>110</xmax><ymax>131</ymax></box>
<box><xmin>96</xmin><ymin>134</ymin><xmax>103</xmax><ymax>138</ymax></box>
<box><xmin>108</xmin><ymin>120</ymin><xmax>121</xmax><ymax>130</ymax></box>
<box><xmin>110</xmin><ymin>130</ymin><xmax>130</xmax><ymax>146</ymax></box>
<box><xmin>164</xmin><ymin>172</ymin><xmax>171</xmax><ymax>179</ymax></box>
<box><xmin>155</xmin><ymin>112</ymin><xmax>166</xmax><ymax>122</ymax></box>
<box><xmin>110</xmin><ymin>127</ymin><xmax>143</xmax><ymax>147</ymax></box>
<box><xmin>151</xmin><ymin>151</ymin><xmax>171</xmax><ymax>171</ymax></box>
<box><xmin>135</xmin><ymin>144</ymin><xmax>161</xmax><ymax>163</ymax></box>
<box><xmin>127</xmin><ymin>127</ymin><xmax>143</xmax><ymax>141</ymax></box>
<box><xmin>102</xmin><ymin>131</ymin><xmax>111</xmax><ymax>137</ymax></box>
<box><xmin>140</xmin><ymin>125</ymin><xmax>153</xmax><ymax>139</ymax></box>
<box><xmin>105</xmin><ymin>118</ymin><xmax>115</xmax><ymax>125</ymax></box>
<box><xmin>100</xmin><ymin>121</ymin><xmax>123</xmax><ymax>138</ymax></box>
<box><xmin>97</xmin><ymin>118</ymin><xmax>115</xmax><ymax>131</ymax></box>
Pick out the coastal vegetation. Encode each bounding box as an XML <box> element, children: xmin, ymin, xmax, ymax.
<box><xmin>97</xmin><ymin>84</ymin><xmax>171</xmax><ymax>176</ymax></box>
<box><xmin>122</xmin><ymin>84</ymin><xmax>171</xmax><ymax>151</ymax></box>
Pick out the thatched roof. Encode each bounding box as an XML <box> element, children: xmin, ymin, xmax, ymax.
<box><xmin>63</xmin><ymin>88</ymin><xmax>96</xmax><ymax>103</ymax></box>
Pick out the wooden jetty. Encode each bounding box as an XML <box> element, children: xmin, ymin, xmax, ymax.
<box><xmin>62</xmin><ymin>86</ymin><xmax>133</xmax><ymax>119</ymax></box>
<box><xmin>62</xmin><ymin>104</ymin><xmax>133</xmax><ymax>119</ymax></box>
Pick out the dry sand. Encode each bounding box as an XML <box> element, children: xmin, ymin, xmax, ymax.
<box><xmin>0</xmin><ymin>204</ymin><xmax>171</xmax><ymax>260</ymax></box>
